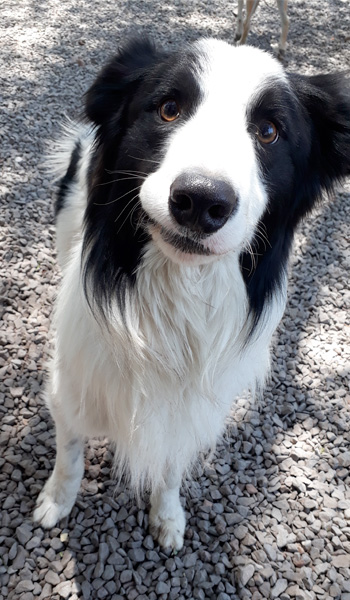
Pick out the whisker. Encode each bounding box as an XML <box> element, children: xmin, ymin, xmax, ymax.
<box><xmin>135</xmin><ymin>211</ymin><xmax>149</xmax><ymax>234</ymax></box>
<box><xmin>256</xmin><ymin>221</ymin><xmax>269</xmax><ymax>238</ymax></box>
<box><xmin>127</xmin><ymin>155</ymin><xmax>161</xmax><ymax>166</ymax></box>
<box><xmin>94</xmin><ymin>184</ymin><xmax>141</xmax><ymax>206</ymax></box>
<box><xmin>128</xmin><ymin>203</ymin><xmax>142</xmax><ymax>230</ymax></box>
<box><xmin>114</xmin><ymin>193</ymin><xmax>140</xmax><ymax>225</ymax></box>
<box><xmin>254</xmin><ymin>233</ymin><xmax>267</xmax><ymax>252</ymax></box>
<box><xmin>245</xmin><ymin>240</ymin><xmax>262</xmax><ymax>277</ymax></box>
<box><xmin>95</xmin><ymin>175</ymin><xmax>146</xmax><ymax>188</ymax></box>
<box><xmin>255</xmin><ymin>224</ymin><xmax>271</xmax><ymax>249</ymax></box>
<box><xmin>106</xmin><ymin>168</ymin><xmax>150</xmax><ymax>177</ymax></box>
<box><xmin>116</xmin><ymin>197</ymin><xmax>141</xmax><ymax>234</ymax></box>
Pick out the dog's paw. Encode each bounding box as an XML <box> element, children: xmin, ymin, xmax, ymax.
<box><xmin>149</xmin><ymin>503</ymin><xmax>185</xmax><ymax>551</ymax></box>
<box><xmin>33</xmin><ymin>479</ymin><xmax>75</xmax><ymax>528</ymax></box>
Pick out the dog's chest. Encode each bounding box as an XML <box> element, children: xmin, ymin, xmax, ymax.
<box><xmin>133</xmin><ymin>250</ymin><xmax>248</xmax><ymax>383</ymax></box>
<box><xmin>56</xmin><ymin>246</ymin><xmax>279</xmax><ymax>446</ymax></box>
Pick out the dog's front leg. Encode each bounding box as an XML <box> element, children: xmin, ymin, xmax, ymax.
<box><xmin>33</xmin><ymin>415</ymin><xmax>84</xmax><ymax>529</ymax></box>
<box><xmin>149</xmin><ymin>468</ymin><xmax>185</xmax><ymax>551</ymax></box>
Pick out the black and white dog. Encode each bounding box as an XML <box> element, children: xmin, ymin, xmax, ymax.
<box><xmin>34</xmin><ymin>38</ymin><xmax>350</xmax><ymax>550</ymax></box>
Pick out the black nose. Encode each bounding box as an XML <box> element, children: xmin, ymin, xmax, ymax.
<box><xmin>169</xmin><ymin>173</ymin><xmax>237</xmax><ymax>234</ymax></box>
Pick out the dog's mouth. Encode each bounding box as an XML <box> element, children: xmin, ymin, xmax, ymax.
<box><xmin>158</xmin><ymin>227</ymin><xmax>212</xmax><ymax>256</ymax></box>
<box><xmin>145</xmin><ymin>217</ymin><xmax>212</xmax><ymax>256</ymax></box>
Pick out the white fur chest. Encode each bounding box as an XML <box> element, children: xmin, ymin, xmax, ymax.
<box><xmin>52</xmin><ymin>243</ymin><xmax>283</xmax><ymax>490</ymax></box>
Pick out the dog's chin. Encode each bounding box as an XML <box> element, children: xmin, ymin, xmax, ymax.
<box><xmin>149</xmin><ymin>225</ymin><xmax>223</xmax><ymax>266</ymax></box>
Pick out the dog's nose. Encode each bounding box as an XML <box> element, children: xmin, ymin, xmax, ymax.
<box><xmin>169</xmin><ymin>173</ymin><xmax>237</xmax><ymax>234</ymax></box>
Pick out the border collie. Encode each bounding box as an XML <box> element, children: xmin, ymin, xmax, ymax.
<box><xmin>34</xmin><ymin>37</ymin><xmax>350</xmax><ymax>550</ymax></box>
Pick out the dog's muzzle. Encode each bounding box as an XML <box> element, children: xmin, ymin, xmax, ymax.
<box><xmin>169</xmin><ymin>173</ymin><xmax>237</xmax><ymax>235</ymax></box>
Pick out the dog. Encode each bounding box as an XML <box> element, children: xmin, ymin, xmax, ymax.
<box><xmin>235</xmin><ymin>0</ymin><xmax>289</xmax><ymax>59</ymax></box>
<box><xmin>34</xmin><ymin>37</ymin><xmax>350</xmax><ymax>551</ymax></box>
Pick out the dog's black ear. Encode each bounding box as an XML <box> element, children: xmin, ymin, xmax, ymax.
<box><xmin>85</xmin><ymin>37</ymin><xmax>164</xmax><ymax>125</ymax></box>
<box><xmin>290</xmin><ymin>72</ymin><xmax>350</xmax><ymax>193</ymax></box>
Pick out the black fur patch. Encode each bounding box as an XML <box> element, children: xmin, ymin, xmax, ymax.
<box><xmin>82</xmin><ymin>39</ymin><xmax>202</xmax><ymax>316</ymax></box>
<box><xmin>241</xmin><ymin>73</ymin><xmax>350</xmax><ymax>331</ymax></box>
<box><xmin>55</xmin><ymin>140</ymin><xmax>81</xmax><ymax>216</ymax></box>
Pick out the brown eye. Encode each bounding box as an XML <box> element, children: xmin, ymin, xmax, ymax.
<box><xmin>159</xmin><ymin>99</ymin><xmax>180</xmax><ymax>122</ymax></box>
<box><xmin>257</xmin><ymin>121</ymin><xmax>278</xmax><ymax>145</ymax></box>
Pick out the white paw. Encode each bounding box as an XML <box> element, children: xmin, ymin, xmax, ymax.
<box><xmin>149</xmin><ymin>504</ymin><xmax>186</xmax><ymax>551</ymax></box>
<box><xmin>33</xmin><ymin>478</ymin><xmax>75</xmax><ymax>528</ymax></box>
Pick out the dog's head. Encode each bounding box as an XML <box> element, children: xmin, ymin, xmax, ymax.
<box><xmin>83</xmin><ymin>37</ymin><xmax>350</xmax><ymax>319</ymax></box>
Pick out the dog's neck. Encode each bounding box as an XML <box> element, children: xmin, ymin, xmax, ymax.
<box><xmin>118</xmin><ymin>246</ymin><xmax>248</xmax><ymax>384</ymax></box>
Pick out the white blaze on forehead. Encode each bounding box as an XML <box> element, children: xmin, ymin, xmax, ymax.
<box><xmin>140</xmin><ymin>39</ymin><xmax>286</xmax><ymax>261</ymax></box>
<box><xmin>155</xmin><ymin>39</ymin><xmax>287</xmax><ymax>181</ymax></box>
<box><xmin>193</xmin><ymin>38</ymin><xmax>287</xmax><ymax>106</ymax></box>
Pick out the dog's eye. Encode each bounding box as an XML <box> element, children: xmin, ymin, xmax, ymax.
<box><xmin>159</xmin><ymin>100</ymin><xmax>180</xmax><ymax>122</ymax></box>
<box><xmin>257</xmin><ymin>121</ymin><xmax>279</xmax><ymax>145</ymax></box>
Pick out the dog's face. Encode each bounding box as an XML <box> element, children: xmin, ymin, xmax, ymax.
<box><xmin>139</xmin><ymin>40</ymin><xmax>287</xmax><ymax>265</ymax></box>
<box><xmin>84</xmin><ymin>37</ymin><xmax>350</xmax><ymax>317</ymax></box>
<box><xmin>87</xmin><ymin>39</ymin><xmax>290</xmax><ymax>266</ymax></box>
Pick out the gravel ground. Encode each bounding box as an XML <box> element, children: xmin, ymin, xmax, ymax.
<box><xmin>1</xmin><ymin>1</ymin><xmax>350</xmax><ymax>599</ymax></box>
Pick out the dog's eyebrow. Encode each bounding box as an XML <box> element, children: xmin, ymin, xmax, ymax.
<box><xmin>246</xmin><ymin>78</ymin><xmax>294</xmax><ymax>128</ymax></box>
<box><xmin>131</xmin><ymin>58</ymin><xmax>204</xmax><ymax>117</ymax></box>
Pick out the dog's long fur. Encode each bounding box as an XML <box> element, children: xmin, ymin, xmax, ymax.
<box><xmin>34</xmin><ymin>38</ymin><xmax>350</xmax><ymax>550</ymax></box>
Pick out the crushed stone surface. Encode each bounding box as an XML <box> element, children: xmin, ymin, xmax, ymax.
<box><xmin>1</xmin><ymin>0</ymin><xmax>350</xmax><ymax>598</ymax></box>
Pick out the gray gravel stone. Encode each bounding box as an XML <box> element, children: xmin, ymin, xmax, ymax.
<box><xmin>183</xmin><ymin>552</ymin><xmax>198</xmax><ymax>568</ymax></box>
<box><xmin>54</xmin><ymin>581</ymin><xmax>73</xmax><ymax>598</ymax></box>
<box><xmin>81</xmin><ymin>580</ymin><xmax>92</xmax><ymax>600</ymax></box>
<box><xmin>63</xmin><ymin>558</ymin><xmax>77</xmax><ymax>578</ymax></box>
<box><xmin>15</xmin><ymin>524</ymin><xmax>32</xmax><ymax>546</ymax></box>
<box><xmin>93</xmin><ymin>562</ymin><xmax>104</xmax><ymax>578</ymax></box>
<box><xmin>236</xmin><ymin>563</ymin><xmax>255</xmax><ymax>587</ymax></box>
<box><xmin>98</xmin><ymin>542</ymin><xmax>110</xmax><ymax>563</ymax></box>
<box><xmin>128</xmin><ymin>547</ymin><xmax>146</xmax><ymax>562</ymax></box>
<box><xmin>45</xmin><ymin>570</ymin><xmax>61</xmax><ymax>586</ymax></box>
<box><xmin>234</xmin><ymin>525</ymin><xmax>249</xmax><ymax>540</ymax></box>
<box><xmin>271</xmin><ymin>578</ymin><xmax>288</xmax><ymax>598</ymax></box>
<box><xmin>11</xmin><ymin>545</ymin><xmax>27</xmax><ymax>570</ymax></box>
<box><xmin>156</xmin><ymin>581</ymin><xmax>171</xmax><ymax>594</ymax></box>
<box><xmin>120</xmin><ymin>569</ymin><xmax>133</xmax><ymax>583</ymax></box>
<box><xmin>15</xmin><ymin>580</ymin><xmax>34</xmax><ymax>594</ymax></box>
